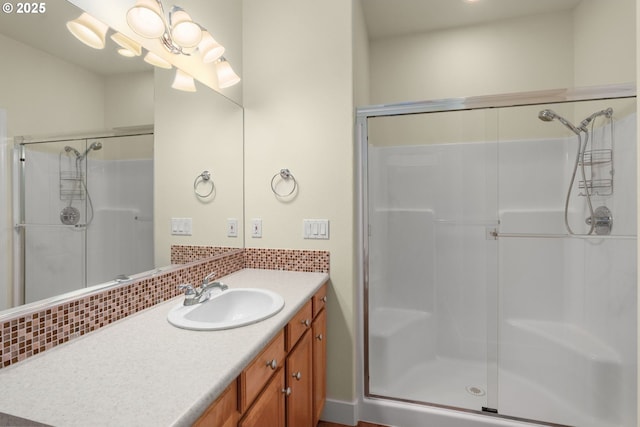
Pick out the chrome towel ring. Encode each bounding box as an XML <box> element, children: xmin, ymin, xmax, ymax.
<box><xmin>194</xmin><ymin>170</ymin><xmax>215</xmax><ymax>198</ymax></box>
<box><xmin>271</xmin><ymin>168</ymin><xmax>297</xmax><ymax>197</ymax></box>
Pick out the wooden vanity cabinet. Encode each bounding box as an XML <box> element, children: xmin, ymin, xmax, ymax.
<box><xmin>239</xmin><ymin>368</ymin><xmax>285</xmax><ymax>427</ymax></box>
<box><xmin>197</xmin><ymin>284</ymin><xmax>328</xmax><ymax>427</ymax></box>
<box><xmin>312</xmin><ymin>306</ymin><xmax>327</xmax><ymax>426</ymax></box>
<box><xmin>285</xmin><ymin>322</ymin><xmax>313</xmax><ymax>427</ymax></box>
<box><xmin>193</xmin><ymin>379</ymin><xmax>239</xmax><ymax>427</ymax></box>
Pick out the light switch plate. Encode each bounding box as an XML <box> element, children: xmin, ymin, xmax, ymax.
<box><xmin>303</xmin><ymin>219</ymin><xmax>329</xmax><ymax>239</ymax></box>
<box><xmin>171</xmin><ymin>218</ymin><xmax>192</xmax><ymax>236</ymax></box>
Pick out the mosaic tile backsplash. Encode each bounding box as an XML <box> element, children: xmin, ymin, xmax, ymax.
<box><xmin>1</xmin><ymin>247</ymin><xmax>329</xmax><ymax>369</ymax></box>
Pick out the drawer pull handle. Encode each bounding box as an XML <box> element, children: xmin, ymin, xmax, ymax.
<box><xmin>316</xmin><ymin>334</ymin><xmax>323</xmax><ymax>341</ymax></box>
<box><xmin>266</xmin><ymin>359</ymin><xmax>277</xmax><ymax>370</ymax></box>
<box><xmin>301</xmin><ymin>319</ymin><xmax>310</xmax><ymax>327</ymax></box>
<box><xmin>282</xmin><ymin>387</ymin><xmax>292</xmax><ymax>396</ymax></box>
<box><xmin>292</xmin><ymin>371</ymin><xmax>302</xmax><ymax>381</ymax></box>
<box><xmin>321</xmin><ymin>296</ymin><xmax>327</xmax><ymax>303</ymax></box>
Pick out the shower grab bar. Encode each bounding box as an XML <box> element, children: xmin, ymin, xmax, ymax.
<box><xmin>435</xmin><ymin>219</ymin><xmax>499</xmax><ymax>226</ymax></box>
<box><xmin>14</xmin><ymin>223</ymin><xmax>87</xmax><ymax>229</ymax></box>
<box><xmin>496</xmin><ymin>232</ymin><xmax>636</xmax><ymax>240</ymax></box>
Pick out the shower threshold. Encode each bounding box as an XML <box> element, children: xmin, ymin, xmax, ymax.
<box><xmin>369</xmin><ymin>356</ymin><xmax>619</xmax><ymax>427</ymax></box>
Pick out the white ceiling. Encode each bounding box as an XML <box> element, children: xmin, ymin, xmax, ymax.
<box><xmin>361</xmin><ymin>0</ymin><xmax>583</xmax><ymax>40</ymax></box>
<box><xmin>0</xmin><ymin>0</ymin><xmax>151</xmax><ymax>75</ymax></box>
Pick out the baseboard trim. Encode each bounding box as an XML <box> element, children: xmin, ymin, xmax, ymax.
<box><xmin>320</xmin><ymin>398</ymin><xmax>359</xmax><ymax>426</ymax></box>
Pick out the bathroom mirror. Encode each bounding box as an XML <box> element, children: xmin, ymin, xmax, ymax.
<box><xmin>0</xmin><ymin>0</ymin><xmax>243</xmax><ymax>315</ymax></box>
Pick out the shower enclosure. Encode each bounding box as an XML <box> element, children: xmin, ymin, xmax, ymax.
<box><xmin>14</xmin><ymin>133</ymin><xmax>154</xmax><ymax>305</ymax></box>
<box><xmin>359</xmin><ymin>86</ymin><xmax>637</xmax><ymax>427</ymax></box>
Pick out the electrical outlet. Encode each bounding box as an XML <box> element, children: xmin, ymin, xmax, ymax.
<box><xmin>227</xmin><ymin>218</ymin><xmax>238</xmax><ymax>237</ymax></box>
<box><xmin>251</xmin><ymin>218</ymin><xmax>262</xmax><ymax>238</ymax></box>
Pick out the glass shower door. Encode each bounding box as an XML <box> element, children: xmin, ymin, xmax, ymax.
<box><xmin>20</xmin><ymin>140</ymin><xmax>87</xmax><ymax>303</ymax></box>
<box><xmin>365</xmin><ymin>108</ymin><xmax>499</xmax><ymax>411</ymax></box>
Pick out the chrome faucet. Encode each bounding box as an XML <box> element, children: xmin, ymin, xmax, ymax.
<box><xmin>177</xmin><ymin>273</ymin><xmax>228</xmax><ymax>306</ymax></box>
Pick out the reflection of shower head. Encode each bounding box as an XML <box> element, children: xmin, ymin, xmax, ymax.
<box><xmin>538</xmin><ymin>109</ymin><xmax>581</xmax><ymax>135</ymax></box>
<box><xmin>64</xmin><ymin>146</ymin><xmax>81</xmax><ymax>157</ymax></box>
<box><xmin>65</xmin><ymin>142</ymin><xmax>102</xmax><ymax>159</ymax></box>
<box><xmin>79</xmin><ymin>141</ymin><xmax>103</xmax><ymax>159</ymax></box>
<box><xmin>87</xmin><ymin>141</ymin><xmax>102</xmax><ymax>152</ymax></box>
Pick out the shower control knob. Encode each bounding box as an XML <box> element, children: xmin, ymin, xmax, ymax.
<box><xmin>585</xmin><ymin>206</ymin><xmax>613</xmax><ymax>235</ymax></box>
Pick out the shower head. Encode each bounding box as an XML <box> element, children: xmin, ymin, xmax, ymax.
<box><xmin>78</xmin><ymin>141</ymin><xmax>103</xmax><ymax>159</ymax></box>
<box><xmin>538</xmin><ymin>109</ymin><xmax>556</xmax><ymax>122</ymax></box>
<box><xmin>64</xmin><ymin>146</ymin><xmax>81</xmax><ymax>157</ymax></box>
<box><xmin>579</xmin><ymin>107</ymin><xmax>613</xmax><ymax>131</ymax></box>
<box><xmin>538</xmin><ymin>109</ymin><xmax>581</xmax><ymax>135</ymax></box>
<box><xmin>88</xmin><ymin>141</ymin><xmax>102</xmax><ymax>152</ymax></box>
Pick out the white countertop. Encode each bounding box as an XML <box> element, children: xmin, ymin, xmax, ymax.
<box><xmin>0</xmin><ymin>269</ymin><xmax>329</xmax><ymax>427</ymax></box>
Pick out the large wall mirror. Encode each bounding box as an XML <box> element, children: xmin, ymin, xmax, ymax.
<box><xmin>0</xmin><ymin>0</ymin><xmax>243</xmax><ymax>316</ymax></box>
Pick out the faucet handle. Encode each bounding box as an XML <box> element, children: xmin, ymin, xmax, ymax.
<box><xmin>178</xmin><ymin>283</ymin><xmax>196</xmax><ymax>295</ymax></box>
<box><xmin>203</xmin><ymin>272</ymin><xmax>217</xmax><ymax>284</ymax></box>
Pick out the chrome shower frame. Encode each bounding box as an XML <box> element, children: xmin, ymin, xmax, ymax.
<box><xmin>355</xmin><ymin>83</ymin><xmax>636</xmax><ymax>426</ymax></box>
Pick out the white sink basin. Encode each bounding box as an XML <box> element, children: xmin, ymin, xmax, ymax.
<box><xmin>167</xmin><ymin>288</ymin><xmax>285</xmax><ymax>331</ymax></box>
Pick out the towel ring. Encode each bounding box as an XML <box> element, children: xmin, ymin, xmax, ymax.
<box><xmin>271</xmin><ymin>168</ymin><xmax>297</xmax><ymax>197</ymax></box>
<box><xmin>194</xmin><ymin>170</ymin><xmax>215</xmax><ymax>198</ymax></box>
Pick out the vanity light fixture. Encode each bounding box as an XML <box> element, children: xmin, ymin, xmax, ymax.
<box><xmin>126</xmin><ymin>0</ymin><xmax>165</xmax><ymax>39</ymax></box>
<box><xmin>172</xmin><ymin>69</ymin><xmax>197</xmax><ymax>92</ymax></box>
<box><xmin>215</xmin><ymin>57</ymin><xmax>241</xmax><ymax>89</ymax></box>
<box><xmin>66</xmin><ymin>13</ymin><xmax>109</xmax><ymax>49</ymax></box>
<box><xmin>144</xmin><ymin>51</ymin><xmax>172</xmax><ymax>69</ymax></box>
<box><xmin>127</xmin><ymin>0</ymin><xmax>240</xmax><ymax>87</ymax></box>
<box><xmin>111</xmin><ymin>32</ymin><xmax>142</xmax><ymax>57</ymax></box>
<box><xmin>199</xmin><ymin>31</ymin><xmax>225</xmax><ymax>63</ymax></box>
<box><xmin>127</xmin><ymin>0</ymin><xmax>206</xmax><ymax>57</ymax></box>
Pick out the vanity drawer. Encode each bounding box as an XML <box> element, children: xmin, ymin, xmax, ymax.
<box><xmin>286</xmin><ymin>300</ymin><xmax>312</xmax><ymax>351</ymax></box>
<box><xmin>312</xmin><ymin>283</ymin><xmax>328</xmax><ymax>318</ymax></box>
<box><xmin>239</xmin><ymin>330</ymin><xmax>285</xmax><ymax>412</ymax></box>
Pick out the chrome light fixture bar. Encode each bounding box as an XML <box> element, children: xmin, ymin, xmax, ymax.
<box><xmin>127</xmin><ymin>0</ymin><xmax>224</xmax><ymax>62</ymax></box>
<box><xmin>67</xmin><ymin>2</ymin><xmax>240</xmax><ymax>91</ymax></box>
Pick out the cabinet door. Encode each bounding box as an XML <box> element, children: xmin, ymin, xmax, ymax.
<box><xmin>193</xmin><ymin>380</ymin><xmax>239</xmax><ymax>427</ymax></box>
<box><xmin>312</xmin><ymin>308</ymin><xmax>327</xmax><ymax>425</ymax></box>
<box><xmin>240</xmin><ymin>368</ymin><xmax>285</xmax><ymax>427</ymax></box>
<box><xmin>286</xmin><ymin>329</ymin><xmax>313</xmax><ymax>427</ymax></box>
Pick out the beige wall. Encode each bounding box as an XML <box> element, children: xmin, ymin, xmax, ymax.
<box><xmin>153</xmin><ymin>68</ymin><xmax>244</xmax><ymax>267</ymax></box>
<box><xmin>243</xmin><ymin>0</ymin><xmax>356</xmax><ymax>402</ymax></box>
<box><xmin>0</xmin><ymin>33</ymin><xmax>105</xmax><ymax>138</ymax></box>
<box><xmin>105</xmin><ymin>71</ymin><xmax>154</xmax><ymax>130</ymax></box>
<box><xmin>574</xmin><ymin>0</ymin><xmax>636</xmax><ymax>87</ymax></box>
<box><xmin>369</xmin><ymin>11</ymin><xmax>575</xmax><ymax>105</ymax></box>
